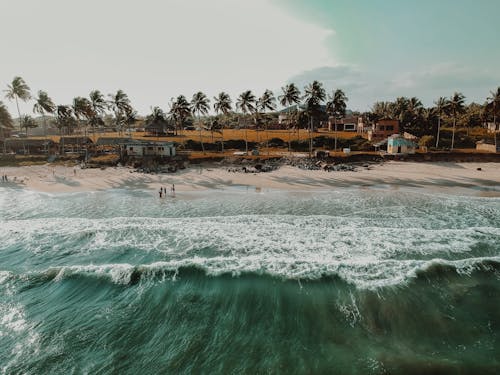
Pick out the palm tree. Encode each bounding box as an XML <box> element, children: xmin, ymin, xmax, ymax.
<box><xmin>486</xmin><ymin>87</ymin><xmax>500</xmax><ymax>148</ymax></box>
<box><xmin>55</xmin><ymin>105</ymin><xmax>76</xmax><ymax>153</ymax></box>
<box><xmin>108</xmin><ymin>90</ymin><xmax>131</xmax><ymax>135</ymax></box>
<box><xmin>191</xmin><ymin>92</ymin><xmax>210</xmax><ymax>154</ymax></box>
<box><xmin>33</xmin><ymin>90</ymin><xmax>55</xmax><ymax>141</ymax></box>
<box><xmin>206</xmin><ymin>119</ymin><xmax>223</xmax><ymax>145</ymax></box>
<box><xmin>371</xmin><ymin>101</ymin><xmax>393</xmax><ymax>120</ymax></box>
<box><xmin>214</xmin><ymin>92</ymin><xmax>232</xmax><ymax>153</ymax></box>
<box><xmin>326</xmin><ymin>89</ymin><xmax>348</xmax><ymax>151</ymax></box>
<box><xmin>303</xmin><ymin>81</ymin><xmax>326</xmax><ymax>157</ymax></box>
<box><xmin>89</xmin><ymin>90</ymin><xmax>107</xmax><ymax>140</ymax></box>
<box><xmin>258</xmin><ymin>89</ymin><xmax>276</xmax><ymax>155</ymax></box>
<box><xmin>20</xmin><ymin>115</ymin><xmax>37</xmax><ymax>137</ymax></box>
<box><xmin>0</xmin><ymin>101</ymin><xmax>14</xmax><ymax>153</ymax></box>
<box><xmin>72</xmin><ymin>97</ymin><xmax>93</xmax><ymax>138</ymax></box>
<box><xmin>279</xmin><ymin>83</ymin><xmax>301</xmax><ymax>153</ymax></box>
<box><xmin>434</xmin><ymin>97</ymin><xmax>447</xmax><ymax>148</ymax></box>
<box><xmin>236</xmin><ymin>90</ymin><xmax>256</xmax><ymax>155</ymax></box>
<box><xmin>447</xmin><ymin>92</ymin><xmax>466</xmax><ymax>150</ymax></box>
<box><xmin>169</xmin><ymin>95</ymin><xmax>191</xmax><ymax>138</ymax></box>
<box><xmin>146</xmin><ymin>106</ymin><xmax>169</xmax><ymax>137</ymax></box>
<box><xmin>4</xmin><ymin>77</ymin><xmax>31</xmax><ymax>129</ymax></box>
<box><xmin>123</xmin><ymin>107</ymin><xmax>137</xmax><ymax>136</ymax></box>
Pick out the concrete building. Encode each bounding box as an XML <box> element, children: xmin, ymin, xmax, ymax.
<box><xmin>387</xmin><ymin>134</ymin><xmax>417</xmax><ymax>154</ymax></box>
<box><xmin>476</xmin><ymin>140</ymin><xmax>499</xmax><ymax>153</ymax></box>
<box><xmin>485</xmin><ymin>122</ymin><xmax>500</xmax><ymax>133</ymax></box>
<box><xmin>125</xmin><ymin>142</ymin><xmax>176</xmax><ymax>157</ymax></box>
<box><xmin>366</xmin><ymin>120</ymin><xmax>399</xmax><ymax>141</ymax></box>
<box><xmin>328</xmin><ymin>116</ymin><xmax>361</xmax><ymax>132</ymax></box>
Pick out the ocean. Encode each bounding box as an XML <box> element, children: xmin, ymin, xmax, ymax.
<box><xmin>0</xmin><ymin>186</ymin><xmax>499</xmax><ymax>374</ymax></box>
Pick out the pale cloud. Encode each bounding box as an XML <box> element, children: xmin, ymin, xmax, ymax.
<box><xmin>0</xmin><ymin>0</ymin><xmax>335</xmax><ymax>115</ymax></box>
<box><xmin>388</xmin><ymin>63</ymin><xmax>499</xmax><ymax>91</ymax></box>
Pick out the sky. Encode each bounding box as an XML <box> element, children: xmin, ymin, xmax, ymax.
<box><xmin>1</xmin><ymin>0</ymin><xmax>499</xmax><ymax>116</ymax></box>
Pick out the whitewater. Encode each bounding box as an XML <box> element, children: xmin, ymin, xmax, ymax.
<box><xmin>1</xmin><ymin>185</ymin><xmax>499</xmax><ymax>374</ymax></box>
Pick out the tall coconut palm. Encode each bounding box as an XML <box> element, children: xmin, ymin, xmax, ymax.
<box><xmin>191</xmin><ymin>92</ymin><xmax>210</xmax><ymax>154</ymax></box>
<box><xmin>122</xmin><ymin>107</ymin><xmax>138</xmax><ymax>136</ymax></box>
<box><xmin>33</xmin><ymin>90</ymin><xmax>55</xmax><ymax>141</ymax></box>
<box><xmin>206</xmin><ymin>119</ymin><xmax>223</xmax><ymax>145</ymax></box>
<box><xmin>434</xmin><ymin>97</ymin><xmax>447</xmax><ymax>148</ymax></box>
<box><xmin>169</xmin><ymin>95</ymin><xmax>191</xmax><ymax>138</ymax></box>
<box><xmin>486</xmin><ymin>87</ymin><xmax>500</xmax><ymax>148</ymax></box>
<box><xmin>72</xmin><ymin>97</ymin><xmax>93</xmax><ymax>138</ymax></box>
<box><xmin>20</xmin><ymin>115</ymin><xmax>37</xmax><ymax>137</ymax></box>
<box><xmin>89</xmin><ymin>90</ymin><xmax>107</xmax><ymax>140</ymax></box>
<box><xmin>55</xmin><ymin>105</ymin><xmax>75</xmax><ymax>154</ymax></box>
<box><xmin>371</xmin><ymin>101</ymin><xmax>393</xmax><ymax>120</ymax></box>
<box><xmin>4</xmin><ymin>77</ymin><xmax>31</xmax><ymax>129</ymax></box>
<box><xmin>214</xmin><ymin>92</ymin><xmax>232</xmax><ymax>153</ymax></box>
<box><xmin>279</xmin><ymin>83</ymin><xmax>301</xmax><ymax>153</ymax></box>
<box><xmin>108</xmin><ymin>90</ymin><xmax>131</xmax><ymax>135</ymax></box>
<box><xmin>146</xmin><ymin>106</ymin><xmax>168</xmax><ymax>138</ymax></box>
<box><xmin>407</xmin><ymin>97</ymin><xmax>424</xmax><ymax>130</ymax></box>
<box><xmin>258</xmin><ymin>90</ymin><xmax>276</xmax><ymax>155</ymax></box>
<box><xmin>303</xmin><ymin>81</ymin><xmax>326</xmax><ymax>157</ymax></box>
<box><xmin>447</xmin><ymin>92</ymin><xmax>466</xmax><ymax>150</ymax></box>
<box><xmin>236</xmin><ymin>90</ymin><xmax>256</xmax><ymax>155</ymax></box>
<box><xmin>0</xmin><ymin>101</ymin><xmax>14</xmax><ymax>153</ymax></box>
<box><xmin>326</xmin><ymin>89</ymin><xmax>348</xmax><ymax>151</ymax></box>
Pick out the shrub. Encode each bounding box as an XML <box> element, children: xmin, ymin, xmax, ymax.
<box><xmin>223</xmin><ymin>139</ymin><xmax>257</xmax><ymax>150</ymax></box>
<box><xmin>267</xmin><ymin>137</ymin><xmax>286</xmax><ymax>148</ymax></box>
<box><xmin>184</xmin><ymin>140</ymin><xmax>220</xmax><ymax>151</ymax></box>
<box><xmin>290</xmin><ymin>140</ymin><xmax>310</xmax><ymax>152</ymax></box>
<box><xmin>419</xmin><ymin>135</ymin><xmax>435</xmax><ymax>147</ymax></box>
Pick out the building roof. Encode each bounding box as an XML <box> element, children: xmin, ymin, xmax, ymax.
<box><xmin>96</xmin><ymin>137</ymin><xmax>134</xmax><ymax>146</ymax></box>
<box><xmin>388</xmin><ymin>134</ymin><xmax>416</xmax><ymax>147</ymax></box>
<box><xmin>5</xmin><ymin>138</ymin><xmax>55</xmax><ymax>147</ymax></box>
<box><xmin>125</xmin><ymin>140</ymin><xmax>176</xmax><ymax>146</ymax></box>
<box><xmin>60</xmin><ymin>136</ymin><xmax>93</xmax><ymax>145</ymax></box>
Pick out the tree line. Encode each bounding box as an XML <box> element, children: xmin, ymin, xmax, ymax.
<box><xmin>1</xmin><ymin>76</ymin><xmax>499</xmax><ymax>153</ymax></box>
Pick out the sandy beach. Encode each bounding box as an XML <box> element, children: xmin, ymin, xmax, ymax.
<box><xmin>1</xmin><ymin>161</ymin><xmax>499</xmax><ymax>196</ymax></box>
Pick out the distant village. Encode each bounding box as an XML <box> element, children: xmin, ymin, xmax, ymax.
<box><xmin>1</xmin><ymin>77</ymin><xmax>499</xmax><ymax>166</ymax></box>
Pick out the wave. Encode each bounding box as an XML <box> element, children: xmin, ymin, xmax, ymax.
<box><xmin>3</xmin><ymin>256</ymin><xmax>500</xmax><ymax>290</ymax></box>
<box><xmin>1</xmin><ymin>215</ymin><xmax>499</xmax><ymax>267</ymax></box>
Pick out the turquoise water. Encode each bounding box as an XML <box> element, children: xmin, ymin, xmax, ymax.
<box><xmin>1</xmin><ymin>186</ymin><xmax>499</xmax><ymax>374</ymax></box>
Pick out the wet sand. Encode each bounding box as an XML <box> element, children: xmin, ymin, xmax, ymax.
<box><xmin>1</xmin><ymin>162</ymin><xmax>499</xmax><ymax>196</ymax></box>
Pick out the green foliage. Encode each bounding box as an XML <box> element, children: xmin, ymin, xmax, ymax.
<box><xmin>437</xmin><ymin>129</ymin><xmax>480</xmax><ymax>148</ymax></box>
<box><xmin>0</xmin><ymin>101</ymin><xmax>14</xmax><ymax>129</ymax></box>
<box><xmin>267</xmin><ymin>138</ymin><xmax>286</xmax><ymax>147</ymax></box>
<box><xmin>290</xmin><ymin>140</ymin><xmax>310</xmax><ymax>152</ymax></box>
<box><xmin>4</xmin><ymin>76</ymin><xmax>31</xmax><ymax>103</ymax></box>
<box><xmin>223</xmin><ymin>139</ymin><xmax>257</xmax><ymax>150</ymax></box>
<box><xmin>184</xmin><ymin>140</ymin><xmax>220</xmax><ymax>151</ymax></box>
<box><xmin>311</xmin><ymin>136</ymin><xmax>371</xmax><ymax>151</ymax></box>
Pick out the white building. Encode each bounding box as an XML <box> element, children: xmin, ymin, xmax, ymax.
<box><xmin>485</xmin><ymin>122</ymin><xmax>500</xmax><ymax>133</ymax></box>
<box><xmin>125</xmin><ymin>142</ymin><xmax>176</xmax><ymax>157</ymax></box>
<box><xmin>387</xmin><ymin>134</ymin><xmax>417</xmax><ymax>154</ymax></box>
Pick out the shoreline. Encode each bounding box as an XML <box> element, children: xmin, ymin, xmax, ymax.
<box><xmin>1</xmin><ymin>161</ymin><xmax>500</xmax><ymax>197</ymax></box>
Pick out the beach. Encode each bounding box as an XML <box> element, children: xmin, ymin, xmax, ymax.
<box><xmin>1</xmin><ymin>161</ymin><xmax>499</xmax><ymax>196</ymax></box>
<box><xmin>1</xmin><ymin>161</ymin><xmax>500</xmax><ymax>373</ymax></box>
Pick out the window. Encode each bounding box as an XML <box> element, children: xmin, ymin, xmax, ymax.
<box><xmin>130</xmin><ymin>147</ymin><xmax>134</xmax><ymax>151</ymax></box>
<box><xmin>386</xmin><ymin>125</ymin><xmax>394</xmax><ymax>131</ymax></box>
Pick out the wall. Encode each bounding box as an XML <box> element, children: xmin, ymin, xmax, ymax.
<box><xmin>476</xmin><ymin>143</ymin><xmax>497</xmax><ymax>153</ymax></box>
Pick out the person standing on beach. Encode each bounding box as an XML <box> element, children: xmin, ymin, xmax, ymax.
<box><xmin>159</xmin><ymin>188</ymin><xmax>163</xmax><ymax>198</ymax></box>
<box><xmin>171</xmin><ymin>184</ymin><xmax>175</xmax><ymax>197</ymax></box>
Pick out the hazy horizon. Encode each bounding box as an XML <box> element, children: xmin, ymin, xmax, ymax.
<box><xmin>1</xmin><ymin>0</ymin><xmax>499</xmax><ymax>116</ymax></box>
